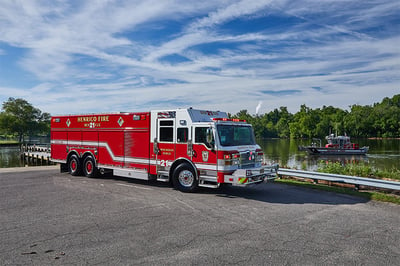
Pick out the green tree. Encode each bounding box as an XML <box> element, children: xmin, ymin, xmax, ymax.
<box><xmin>234</xmin><ymin>109</ymin><xmax>253</xmax><ymax>122</ymax></box>
<box><xmin>229</xmin><ymin>94</ymin><xmax>400</xmax><ymax>139</ymax></box>
<box><xmin>289</xmin><ymin>104</ymin><xmax>319</xmax><ymax>138</ymax></box>
<box><xmin>344</xmin><ymin>105</ymin><xmax>375</xmax><ymax>137</ymax></box>
<box><xmin>0</xmin><ymin>98</ymin><xmax>51</xmax><ymax>143</ymax></box>
<box><xmin>274</xmin><ymin>107</ymin><xmax>292</xmax><ymax>138</ymax></box>
<box><xmin>372</xmin><ymin>95</ymin><xmax>400</xmax><ymax>137</ymax></box>
<box><xmin>314</xmin><ymin>106</ymin><xmax>347</xmax><ymax>138</ymax></box>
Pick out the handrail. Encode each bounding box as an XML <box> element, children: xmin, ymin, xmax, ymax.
<box><xmin>278</xmin><ymin>168</ymin><xmax>400</xmax><ymax>191</ymax></box>
<box><xmin>21</xmin><ymin>145</ymin><xmax>51</xmax><ymax>153</ymax></box>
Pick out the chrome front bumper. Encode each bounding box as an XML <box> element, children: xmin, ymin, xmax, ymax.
<box><xmin>224</xmin><ymin>163</ymin><xmax>279</xmax><ymax>186</ymax></box>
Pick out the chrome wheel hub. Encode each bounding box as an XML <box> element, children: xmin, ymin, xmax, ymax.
<box><xmin>178</xmin><ymin>170</ymin><xmax>194</xmax><ymax>187</ymax></box>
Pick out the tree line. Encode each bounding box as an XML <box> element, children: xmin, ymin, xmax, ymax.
<box><xmin>0</xmin><ymin>95</ymin><xmax>399</xmax><ymax>143</ymax></box>
<box><xmin>231</xmin><ymin>94</ymin><xmax>400</xmax><ymax>139</ymax></box>
<box><xmin>0</xmin><ymin>98</ymin><xmax>50</xmax><ymax>143</ymax></box>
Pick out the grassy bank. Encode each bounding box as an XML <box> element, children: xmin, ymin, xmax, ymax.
<box><xmin>317</xmin><ymin>161</ymin><xmax>400</xmax><ymax>181</ymax></box>
<box><xmin>276</xmin><ymin>161</ymin><xmax>400</xmax><ymax>204</ymax></box>
<box><xmin>0</xmin><ymin>140</ymin><xmax>19</xmax><ymax>146</ymax></box>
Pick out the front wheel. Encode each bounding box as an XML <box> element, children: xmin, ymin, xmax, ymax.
<box><xmin>172</xmin><ymin>163</ymin><xmax>198</xmax><ymax>193</ymax></box>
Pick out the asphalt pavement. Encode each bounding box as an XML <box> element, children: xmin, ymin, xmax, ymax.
<box><xmin>1</xmin><ymin>166</ymin><xmax>399</xmax><ymax>265</ymax></box>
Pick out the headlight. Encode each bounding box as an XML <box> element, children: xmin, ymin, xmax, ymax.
<box><xmin>223</xmin><ymin>153</ymin><xmax>240</xmax><ymax>165</ymax></box>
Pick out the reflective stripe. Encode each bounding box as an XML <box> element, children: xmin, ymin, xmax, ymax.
<box><xmin>194</xmin><ymin>163</ymin><xmax>217</xmax><ymax>171</ymax></box>
<box><xmin>51</xmin><ymin>139</ymin><xmax>152</xmax><ymax>165</ymax></box>
<box><xmin>238</xmin><ymin>177</ymin><xmax>248</xmax><ymax>184</ymax></box>
<box><xmin>52</xmin><ymin>139</ymin><xmax>220</xmax><ymax>171</ymax></box>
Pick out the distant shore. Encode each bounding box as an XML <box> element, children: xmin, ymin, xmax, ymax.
<box><xmin>0</xmin><ymin>142</ymin><xmax>19</xmax><ymax>146</ymax></box>
<box><xmin>367</xmin><ymin>137</ymin><xmax>400</xmax><ymax>140</ymax></box>
<box><xmin>0</xmin><ymin>165</ymin><xmax>58</xmax><ymax>173</ymax></box>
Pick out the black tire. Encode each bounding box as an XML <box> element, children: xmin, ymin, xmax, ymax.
<box><xmin>83</xmin><ymin>155</ymin><xmax>98</xmax><ymax>178</ymax></box>
<box><xmin>172</xmin><ymin>163</ymin><xmax>198</xmax><ymax>193</ymax></box>
<box><xmin>68</xmin><ymin>154</ymin><xmax>82</xmax><ymax>176</ymax></box>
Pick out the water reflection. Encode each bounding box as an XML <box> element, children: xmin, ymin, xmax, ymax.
<box><xmin>0</xmin><ymin>146</ymin><xmax>22</xmax><ymax>168</ymax></box>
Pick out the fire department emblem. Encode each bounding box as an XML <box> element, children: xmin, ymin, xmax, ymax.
<box><xmin>118</xmin><ymin>117</ymin><xmax>124</xmax><ymax>127</ymax></box>
<box><xmin>202</xmin><ymin>151</ymin><xmax>209</xmax><ymax>162</ymax></box>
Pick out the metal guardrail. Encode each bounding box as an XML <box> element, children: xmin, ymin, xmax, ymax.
<box><xmin>20</xmin><ymin>145</ymin><xmax>53</xmax><ymax>166</ymax></box>
<box><xmin>21</xmin><ymin>145</ymin><xmax>51</xmax><ymax>153</ymax></box>
<box><xmin>278</xmin><ymin>168</ymin><xmax>400</xmax><ymax>191</ymax></box>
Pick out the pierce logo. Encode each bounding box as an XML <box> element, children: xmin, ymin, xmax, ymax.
<box><xmin>66</xmin><ymin>119</ymin><xmax>71</xmax><ymax>127</ymax></box>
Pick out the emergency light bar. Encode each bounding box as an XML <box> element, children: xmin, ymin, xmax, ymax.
<box><xmin>133</xmin><ymin>114</ymin><xmax>147</xmax><ymax>120</ymax></box>
<box><xmin>212</xmin><ymin>118</ymin><xmax>246</xmax><ymax>122</ymax></box>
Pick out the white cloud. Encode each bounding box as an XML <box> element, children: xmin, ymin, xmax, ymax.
<box><xmin>0</xmin><ymin>0</ymin><xmax>399</xmax><ymax>115</ymax></box>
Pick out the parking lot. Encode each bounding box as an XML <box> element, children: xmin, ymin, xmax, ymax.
<box><xmin>1</xmin><ymin>166</ymin><xmax>399</xmax><ymax>265</ymax></box>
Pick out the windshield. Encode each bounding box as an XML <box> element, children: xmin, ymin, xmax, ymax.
<box><xmin>216</xmin><ymin>125</ymin><xmax>256</xmax><ymax>146</ymax></box>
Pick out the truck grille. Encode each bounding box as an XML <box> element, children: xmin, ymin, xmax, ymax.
<box><xmin>239</xmin><ymin>151</ymin><xmax>256</xmax><ymax>169</ymax></box>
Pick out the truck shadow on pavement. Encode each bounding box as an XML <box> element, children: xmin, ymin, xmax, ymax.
<box><xmin>211</xmin><ymin>183</ymin><xmax>369</xmax><ymax>205</ymax></box>
<box><xmin>100</xmin><ymin>173</ymin><xmax>369</xmax><ymax>205</ymax></box>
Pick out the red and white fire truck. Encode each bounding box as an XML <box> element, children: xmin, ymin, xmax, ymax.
<box><xmin>51</xmin><ymin>108</ymin><xmax>278</xmax><ymax>192</ymax></box>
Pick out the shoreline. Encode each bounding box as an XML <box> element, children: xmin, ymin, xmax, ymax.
<box><xmin>0</xmin><ymin>165</ymin><xmax>58</xmax><ymax>173</ymax></box>
<box><xmin>367</xmin><ymin>137</ymin><xmax>400</xmax><ymax>140</ymax></box>
<box><xmin>0</xmin><ymin>143</ymin><xmax>20</xmax><ymax>147</ymax></box>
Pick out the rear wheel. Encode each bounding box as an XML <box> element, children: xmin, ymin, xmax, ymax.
<box><xmin>68</xmin><ymin>154</ymin><xmax>82</xmax><ymax>176</ymax></box>
<box><xmin>172</xmin><ymin>163</ymin><xmax>198</xmax><ymax>193</ymax></box>
<box><xmin>83</xmin><ymin>155</ymin><xmax>98</xmax><ymax>178</ymax></box>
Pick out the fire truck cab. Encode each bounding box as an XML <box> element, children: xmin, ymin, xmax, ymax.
<box><xmin>51</xmin><ymin>108</ymin><xmax>278</xmax><ymax>192</ymax></box>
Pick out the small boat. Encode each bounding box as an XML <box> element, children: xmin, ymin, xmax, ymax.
<box><xmin>299</xmin><ymin>134</ymin><xmax>369</xmax><ymax>155</ymax></box>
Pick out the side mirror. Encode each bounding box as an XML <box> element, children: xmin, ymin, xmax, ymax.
<box><xmin>206</xmin><ymin>127</ymin><xmax>214</xmax><ymax>150</ymax></box>
<box><xmin>153</xmin><ymin>138</ymin><xmax>159</xmax><ymax>155</ymax></box>
<box><xmin>187</xmin><ymin>139</ymin><xmax>193</xmax><ymax>157</ymax></box>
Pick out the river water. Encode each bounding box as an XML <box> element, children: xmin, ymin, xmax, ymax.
<box><xmin>1</xmin><ymin>139</ymin><xmax>399</xmax><ymax>171</ymax></box>
<box><xmin>259</xmin><ymin>138</ymin><xmax>400</xmax><ymax>171</ymax></box>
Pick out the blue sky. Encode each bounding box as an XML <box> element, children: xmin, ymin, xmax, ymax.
<box><xmin>0</xmin><ymin>0</ymin><xmax>399</xmax><ymax>115</ymax></box>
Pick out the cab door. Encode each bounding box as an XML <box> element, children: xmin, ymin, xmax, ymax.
<box><xmin>154</xmin><ymin>115</ymin><xmax>176</xmax><ymax>176</ymax></box>
<box><xmin>191</xmin><ymin>126</ymin><xmax>218</xmax><ymax>176</ymax></box>
<box><xmin>175</xmin><ymin>126</ymin><xmax>191</xmax><ymax>159</ymax></box>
